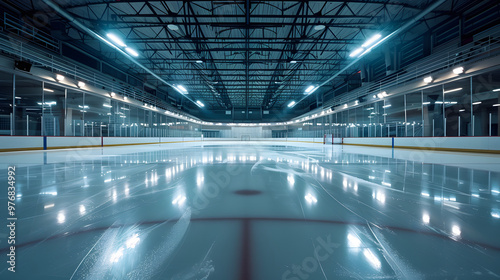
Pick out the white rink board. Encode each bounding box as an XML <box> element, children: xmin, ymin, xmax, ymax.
<box><xmin>343</xmin><ymin>137</ymin><xmax>393</xmax><ymax>147</ymax></box>
<box><xmin>47</xmin><ymin>137</ymin><xmax>101</xmax><ymax>148</ymax></box>
<box><xmin>0</xmin><ymin>136</ymin><xmax>42</xmax><ymax>150</ymax></box>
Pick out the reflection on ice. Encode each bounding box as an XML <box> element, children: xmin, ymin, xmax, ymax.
<box><xmin>110</xmin><ymin>247</ymin><xmax>124</xmax><ymax>263</ymax></box>
<box><xmin>347</xmin><ymin>233</ymin><xmax>361</xmax><ymax>248</ymax></box>
<box><xmin>452</xmin><ymin>225</ymin><xmax>461</xmax><ymax>237</ymax></box>
<box><xmin>2</xmin><ymin>142</ymin><xmax>500</xmax><ymax>279</ymax></box>
<box><xmin>491</xmin><ymin>210</ymin><xmax>500</xmax><ymax>219</ymax></box>
<box><xmin>172</xmin><ymin>194</ymin><xmax>187</xmax><ymax>206</ymax></box>
<box><xmin>363</xmin><ymin>248</ymin><xmax>381</xmax><ymax>270</ymax></box>
<box><xmin>304</xmin><ymin>193</ymin><xmax>317</xmax><ymax>204</ymax></box>
<box><xmin>126</xmin><ymin>233</ymin><xmax>141</xmax><ymax>249</ymax></box>
<box><xmin>79</xmin><ymin>205</ymin><xmax>86</xmax><ymax>215</ymax></box>
<box><xmin>57</xmin><ymin>211</ymin><xmax>65</xmax><ymax>224</ymax></box>
<box><xmin>373</xmin><ymin>191</ymin><xmax>386</xmax><ymax>204</ymax></box>
<box><xmin>422</xmin><ymin>213</ymin><xmax>430</xmax><ymax>224</ymax></box>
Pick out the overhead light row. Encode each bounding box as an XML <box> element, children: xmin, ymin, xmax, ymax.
<box><xmin>349</xmin><ymin>34</ymin><xmax>382</xmax><ymax>58</ymax></box>
<box><xmin>106</xmin><ymin>33</ymin><xmax>139</xmax><ymax>57</ymax></box>
<box><xmin>304</xmin><ymin>85</ymin><xmax>317</xmax><ymax>95</ymax></box>
<box><xmin>175</xmin><ymin>85</ymin><xmax>188</xmax><ymax>94</ymax></box>
<box><xmin>424</xmin><ymin>66</ymin><xmax>464</xmax><ymax>84</ymax></box>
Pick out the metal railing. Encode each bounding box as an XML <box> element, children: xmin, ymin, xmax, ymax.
<box><xmin>0</xmin><ymin>35</ymin><xmax>193</xmax><ymax>120</ymax></box>
<box><xmin>3</xmin><ymin>12</ymin><xmax>59</xmax><ymax>51</ymax></box>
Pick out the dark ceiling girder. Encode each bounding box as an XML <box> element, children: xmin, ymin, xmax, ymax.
<box><xmin>43</xmin><ymin>0</ymin><xmax>457</xmax><ymax>112</ymax></box>
<box><xmin>136</xmin><ymin>47</ymin><xmax>350</xmax><ymax>52</ymax></box>
<box><xmin>139</xmin><ymin>59</ymin><xmax>343</xmax><ymax>64</ymax></box>
<box><xmin>117</xmin><ymin>14</ymin><xmax>375</xmax><ymax>19</ymax></box>
<box><xmin>126</xmin><ymin>38</ymin><xmax>364</xmax><ymax>43</ymax></box>
<box><xmin>65</xmin><ymin>0</ymin><xmax>424</xmax><ymax>10</ymax></box>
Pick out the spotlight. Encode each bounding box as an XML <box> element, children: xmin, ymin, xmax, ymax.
<box><xmin>78</xmin><ymin>81</ymin><xmax>85</xmax><ymax>88</ymax></box>
<box><xmin>349</xmin><ymin>47</ymin><xmax>364</xmax><ymax>58</ymax></box>
<box><xmin>106</xmin><ymin>33</ymin><xmax>127</xmax><ymax>47</ymax></box>
<box><xmin>125</xmin><ymin>47</ymin><xmax>139</xmax><ymax>57</ymax></box>
<box><xmin>453</xmin><ymin>67</ymin><xmax>464</xmax><ymax>75</ymax></box>
<box><xmin>110</xmin><ymin>92</ymin><xmax>116</xmax><ymax>97</ymax></box>
<box><xmin>56</xmin><ymin>74</ymin><xmax>65</xmax><ymax>81</ymax></box>
<box><xmin>423</xmin><ymin>76</ymin><xmax>433</xmax><ymax>83</ymax></box>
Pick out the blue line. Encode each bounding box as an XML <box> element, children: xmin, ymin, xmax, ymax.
<box><xmin>43</xmin><ymin>136</ymin><xmax>47</xmax><ymax>150</ymax></box>
<box><xmin>392</xmin><ymin>137</ymin><xmax>395</xmax><ymax>159</ymax></box>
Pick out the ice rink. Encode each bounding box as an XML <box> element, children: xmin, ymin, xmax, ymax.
<box><xmin>1</xmin><ymin>141</ymin><xmax>500</xmax><ymax>279</ymax></box>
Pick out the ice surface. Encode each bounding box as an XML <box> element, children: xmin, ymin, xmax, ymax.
<box><xmin>0</xmin><ymin>141</ymin><xmax>499</xmax><ymax>279</ymax></box>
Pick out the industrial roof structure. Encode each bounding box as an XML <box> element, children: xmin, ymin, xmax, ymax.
<box><xmin>1</xmin><ymin>0</ymin><xmax>496</xmax><ymax>121</ymax></box>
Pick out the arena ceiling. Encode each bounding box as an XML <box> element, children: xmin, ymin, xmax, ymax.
<box><xmin>4</xmin><ymin>0</ymin><xmax>476</xmax><ymax>112</ymax></box>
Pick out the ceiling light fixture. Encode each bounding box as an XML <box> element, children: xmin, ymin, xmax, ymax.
<box><xmin>176</xmin><ymin>85</ymin><xmax>188</xmax><ymax>94</ymax></box>
<box><xmin>106</xmin><ymin>33</ymin><xmax>127</xmax><ymax>47</ymax></box>
<box><xmin>78</xmin><ymin>81</ymin><xmax>85</xmax><ymax>88</ymax></box>
<box><xmin>196</xmin><ymin>100</ymin><xmax>205</xmax><ymax>107</ymax></box>
<box><xmin>423</xmin><ymin>76</ymin><xmax>433</xmax><ymax>83</ymax></box>
<box><xmin>362</xmin><ymin>34</ymin><xmax>382</xmax><ymax>48</ymax></box>
<box><xmin>56</xmin><ymin>74</ymin><xmax>65</xmax><ymax>81</ymax></box>
<box><xmin>125</xmin><ymin>47</ymin><xmax>139</xmax><ymax>57</ymax></box>
<box><xmin>443</xmin><ymin>88</ymin><xmax>462</xmax><ymax>93</ymax></box>
<box><xmin>287</xmin><ymin>101</ymin><xmax>296</xmax><ymax>108</ymax></box>
<box><xmin>349</xmin><ymin>47</ymin><xmax>364</xmax><ymax>58</ymax></box>
<box><xmin>305</xmin><ymin>85</ymin><xmax>316</xmax><ymax>94</ymax></box>
<box><xmin>453</xmin><ymin>66</ymin><xmax>464</xmax><ymax>74</ymax></box>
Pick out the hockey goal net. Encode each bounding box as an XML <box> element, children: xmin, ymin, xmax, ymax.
<box><xmin>240</xmin><ymin>134</ymin><xmax>251</xmax><ymax>141</ymax></box>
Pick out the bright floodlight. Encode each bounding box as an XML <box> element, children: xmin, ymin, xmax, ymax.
<box><xmin>305</xmin><ymin>85</ymin><xmax>315</xmax><ymax>93</ymax></box>
<box><xmin>56</xmin><ymin>74</ymin><xmax>65</xmax><ymax>81</ymax></box>
<box><xmin>78</xmin><ymin>81</ymin><xmax>85</xmax><ymax>88</ymax></box>
<box><xmin>195</xmin><ymin>60</ymin><xmax>203</xmax><ymax>63</ymax></box>
<box><xmin>349</xmin><ymin>47</ymin><xmax>364</xmax><ymax>58</ymax></box>
<box><xmin>290</xmin><ymin>60</ymin><xmax>297</xmax><ymax>64</ymax></box>
<box><xmin>177</xmin><ymin>85</ymin><xmax>187</xmax><ymax>93</ymax></box>
<box><xmin>196</xmin><ymin>100</ymin><xmax>205</xmax><ymax>107</ymax></box>
<box><xmin>423</xmin><ymin>76</ymin><xmax>433</xmax><ymax>83</ymax></box>
<box><xmin>362</xmin><ymin>34</ymin><xmax>382</xmax><ymax>48</ymax></box>
<box><xmin>106</xmin><ymin>33</ymin><xmax>127</xmax><ymax>47</ymax></box>
<box><xmin>110</xmin><ymin>92</ymin><xmax>116</xmax><ymax>97</ymax></box>
<box><xmin>453</xmin><ymin>66</ymin><xmax>464</xmax><ymax>74</ymax></box>
<box><xmin>125</xmin><ymin>47</ymin><xmax>139</xmax><ymax>57</ymax></box>
<box><xmin>287</xmin><ymin>101</ymin><xmax>296</xmax><ymax>108</ymax></box>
